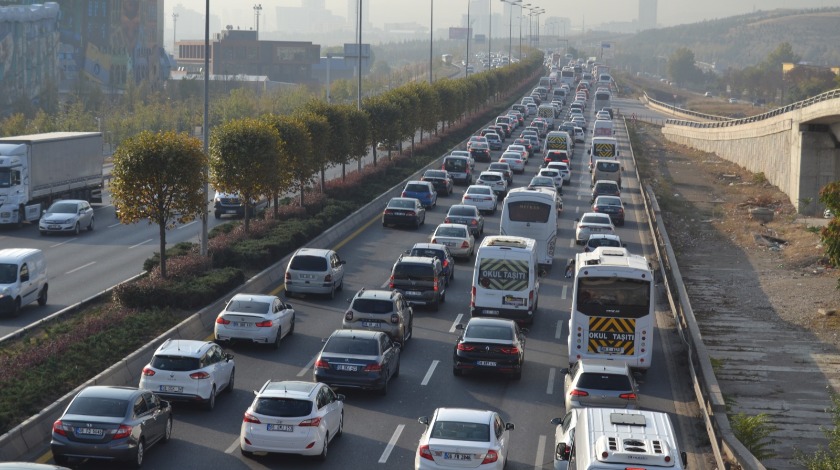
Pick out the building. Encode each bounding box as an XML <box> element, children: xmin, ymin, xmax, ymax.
<box><xmin>0</xmin><ymin>3</ymin><xmax>60</xmax><ymax>107</ymax></box>
<box><xmin>638</xmin><ymin>0</ymin><xmax>657</xmax><ymax>31</ymax></box>
<box><xmin>177</xmin><ymin>28</ymin><xmax>320</xmax><ymax>84</ymax></box>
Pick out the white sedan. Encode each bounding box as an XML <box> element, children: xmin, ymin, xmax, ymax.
<box><xmin>575</xmin><ymin>212</ymin><xmax>616</xmax><ymax>245</ymax></box>
<box><xmin>214</xmin><ymin>294</ymin><xmax>295</xmax><ymax>349</ymax></box>
<box><xmin>498</xmin><ymin>152</ymin><xmax>525</xmax><ymax>174</ymax></box>
<box><xmin>537</xmin><ymin>168</ymin><xmax>564</xmax><ymax>192</ymax></box>
<box><xmin>462</xmin><ymin>185</ymin><xmax>498</xmax><ymax>214</ymax></box>
<box><xmin>415</xmin><ymin>407</ymin><xmax>514</xmax><ymax>470</ymax></box>
<box><xmin>431</xmin><ymin>223</ymin><xmax>475</xmax><ymax>260</ymax></box>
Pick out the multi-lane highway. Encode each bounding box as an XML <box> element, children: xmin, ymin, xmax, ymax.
<box><xmin>33</xmin><ymin>89</ymin><xmax>706</xmax><ymax>468</ymax></box>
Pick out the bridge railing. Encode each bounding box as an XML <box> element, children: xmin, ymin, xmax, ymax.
<box><xmin>643</xmin><ymin>92</ymin><xmax>732</xmax><ymax>122</ymax></box>
<box><xmin>654</xmin><ymin>88</ymin><xmax>840</xmax><ymax>128</ymax></box>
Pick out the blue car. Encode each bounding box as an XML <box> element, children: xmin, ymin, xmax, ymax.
<box><xmin>402</xmin><ymin>181</ymin><xmax>437</xmax><ymax>209</ymax></box>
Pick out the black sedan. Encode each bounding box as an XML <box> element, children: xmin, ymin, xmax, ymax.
<box><xmin>452</xmin><ymin>318</ymin><xmax>527</xmax><ymax>380</ymax></box>
<box><xmin>382</xmin><ymin>197</ymin><xmax>426</xmax><ymax>228</ymax></box>
<box><xmin>51</xmin><ymin>386</ymin><xmax>172</xmax><ymax>468</ymax></box>
<box><xmin>592</xmin><ymin>195</ymin><xmax>625</xmax><ymax>226</ymax></box>
<box><xmin>421</xmin><ymin>169</ymin><xmax>454</xmax><ymax>196</ymax></box>
<box><xmin>470</xmin><ymin>142</ymin><xmax>491</xmax><ymax>163</ymax></box>
<box><xmin>314</xmin><ymin>329</ymin><xmax>401</xmax><ymax>395</ymax></box>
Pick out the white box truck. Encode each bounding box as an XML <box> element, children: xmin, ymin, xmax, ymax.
<box><xmin>0</xmin><ymin>132</ymin><xmax>104</xmax><ymax>226</ymax></box>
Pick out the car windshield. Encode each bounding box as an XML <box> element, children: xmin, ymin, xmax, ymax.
<box><xmin>530</xmin><ymin>178</ymin><xmax>553</xmax><ymax>186</ymax></box>
<box><xmin>577</xmin><ymin>372</ymin><xmax>632</xmax><ymax>391</ymax></box>
<box><xmin>589</xmin><ymin>238</ymin><xmax>621</xmax><ymax>248</ymax></box>
<box><xmin>449</xmin><ymin>207</ymin><xmax>476</xmax><ymax>217</ymax></box>
<box><xmin>225</xmin><ymin>299</ymin><xmax>270</xmax><ymax>314</ymax></box>
<box><xmin>0</xmin><ymin>264</ymin><xmax>17</xmax><ymax>283</ymax></box>
<box><xmin>597</xmin><ymin>197</ymin><xmax>622</xmax><ymax>207</ymax></box>
<box><xmin>289</xmin><ymin>255</ymin><xmax>328</xmax><ymax>271</ymax></box>
<box><xmin>445</xmin><ymin>159</ymin><xmax>467</xmax><ymax>171</ymax></box>
<box><xmin>151</xmin><ymin>355</ymin><xmax>202</xmax><ymax>371</ymax></box>
<box><xmin>410</xmin><ymin>248</ymin><xmax>445</xmax><ymax>261</ymax></box>
<box><xmin>405</xmin><ymin>184</ymin><xmax>429</xmax><ymax>193</ymax></box>
<box><xmin>425</xmin><ymin>171</ymin><xmax>445</xmax><ymax>179</ymax></box>
<box><xmin>430</xmin><ymin>421</ymin><xmax>490</xmax><ymax>442</ymax></box>
<box><xmin>468</xmin><ymin>187</ymin><xmax>491</xmax><ymax>195</ymax></box>
<box><xmin>254</xmin><ymin>398</ymin><xmax>313</xmax><ymax>417</ymax></box>
<box><xmin>465</xmin><ymin>324</ymin><xmax>513</xmax><ymax>340</ymax></box>
<box><xmin>393</xmin><ymin>263</ymin><xmax>434</xmax><ymax>281</ymax></box>
<box><xmin>324</xmin><ymin>336</ymin><xmax>379</xmax><ymax>355</ymax></box>
<box><xmin>597</xmin><ymin>161</ymin><xmax>620</xmax><ymax>172</ymax></box>
<box><xmin>541</xmin><ymin>171</ymin><xmax>559</xmax><ymax>177</ymax></box>
<box><xmin>351</xmin><ymin>298</ymin><xmax>394</xmax><ymax>314</ymax></box>
<box><xmin>581</xmin><ymin>215</ymin><xmax>610</xmax><ymax>225</ymax></box>
<box><xmin>489</xmin><ymin>164</ymin><xmax>508</xmax><ymax>171</ymax></box>
<box><xmin>481</xmin><ymin>174</ymin><xmax>501</xmax><ymax>182</ymax></box>
<box><xmin>48</xmin><ymin>203</ymin><xmax>77</xmax><ymax>213</ymax></box>
<box><xmin>67</xmin><ymin>396</ymin><xmax>129</xmax><ymax>418</ymax></box>
<box><xmin>596</xmin><ymin>183</ymin><xmax>618</xmax><ymax>192</ymax></box>
<box><xmin>436</xmin><ymin>227</ymin><xmax>467</xmax><ymax>237</ymax></box>
<box><xmin>388</xmin><ymin>199</ymin><xmax>415</xmax><ymax>209</ymax></box>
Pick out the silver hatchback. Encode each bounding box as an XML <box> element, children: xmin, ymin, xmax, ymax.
<box><xmin>284</xmin><ymin>248</ymin><xmax>346</xmax><ymax>299</ymax></box>
<box><xmin>561</xmin><ymin>359</ymin><xmax>639</xmax><ymax>411</ymax></box>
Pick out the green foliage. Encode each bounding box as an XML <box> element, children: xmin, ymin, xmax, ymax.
<box><xmin>730</xmin><ymin>413</ymin><xmax>778</xmax><ymax>461</ymax></box>
<box><xmin>752</xmin><ymin>172</ymin><xmax>768</xmax><ymax>185</ymax></box>
<box><xmin>796</xmin><ymin>394</ymin><xmax>840</xmax><ymax>468</ymax></box>
<box><xmin>114</xmin><ymin>267</ymin><xmax>244</xmax><ymax>310</ymax></box>
<box><xmin>819</xmin><ymin>182</ymin><xmax>840</xmax><ymax>268</ymax></box>
<box><xmin>667</xmin><ymin>48</ymin><xmax>702</xmax><ymax>85</ymax></box>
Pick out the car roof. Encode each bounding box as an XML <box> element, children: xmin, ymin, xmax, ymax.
<box><xmin>581</xmin><ymin>212</ymin><xmax>613</xmax><ymax>221</ymax></box>
<box><xmin>466</xmin><ymin>185</ymin><xmax>493</xmax><ymax>192</ymax></box>
<box><xmin>293</xmin><ymin>247</ymin><xmax>333</xmax><ymax>258</ymax></box>
<box><xmin>576</xmin><ymin>358</ymin><xmax>631</xmax><ymax>375</ymax></box>
<box><xmin>466</xmin><ymin>317</ymin><xmax>517</xmax><ymax>329</ymax></box>
<box><xmin>434</xmin><ymin>407</ymin><xmax>495</xmax><ymax>423</ymax></box>
<box><xmin>389</xmin><ymin>197</ymin><xmax>420</xmax><ymax>204</ymax></box>
<box><xmin>448</xmin><ymin>204</ymin><xmax>478</xmax><ymax>213</ymax></box>
<box><xmin>77</xmin><ymin>386</ymin><xmax>142</xmax><ymax>400</ymax></box>
<box><xmin>230</xmin><ymin>293</ymin><xmax>279</xmax><ymax>304</ymax></box>
<box><xmin>435</xmin><ymin>223</ymin><xmax>470</xmax><ymax>230</ymax></box>
<box><xmin>397</xmin><ymin>255</ymin><xmax>438</xmax><ymax>266</ymax></box>
<box><xmin>258</xmin><ymin>380</ymin><xmax>319</xmax><ymax>399</ymax></box>
<box><xmin>154</xmin><ymin>339</ymin><xmax>214</xmax><ymax>358</ymax></box>
<box><xmin>595</xmin><ymin>180</ymin><xmax>619</xmax><ymax>187</ymax></box>
<box><xmin>354</xmin><ymin>289</ymin><xmax>396</xmax><ymax>300</ymax></box>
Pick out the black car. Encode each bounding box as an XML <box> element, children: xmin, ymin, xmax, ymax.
<box><xmin>382</xmin><ymin>197</ymin><xmax>426</xmax><ymax>228</ymax></box>
<box><xmin>407</xmin><ymin>243</ymin><xmax>455</xmax><ymax>284</ymax></box>
<box><xmin>470</xmin><ymin>142</ymin><xmax>491</xmax><ymax>163</ymax></box>
<box><xmin>453</xmin><ymin>317</ymin><xmax>526</xmax><ymax>380</ymax></box>
<box><xmin>421</xmin><ymin>170</ymin><xmax>454</xmax><ymax>196</ymax></box>
<box><xmin>390</xmin><ymin>255</ymin><xmax>447</xmax><ymax>310</ymax></box>
<box><xmin>314</xmin><ymin>329</ymin><xmax>401</xmax><ymax>395</ymax></box>
<box><xmin>592</xmin><ymin>195</ymin><xmax>625</xmax><ymax>226</ymax></box>
<box><xmin>51</xmin><ymin>386</ymin><xmax>173</xmax><ymax>468</ymax></box>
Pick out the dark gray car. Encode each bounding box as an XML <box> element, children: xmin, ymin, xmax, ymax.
<box><xmin>51</xmin><ymin>386</ymin><xmax>172</xmax><ymax>468</ymax></box>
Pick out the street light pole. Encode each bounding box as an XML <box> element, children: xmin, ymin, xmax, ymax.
<box><xmin>357</xmin><ymin>0</ymin><xmax>362</xmax><ymax>110</ymax></box>
<box><xmin>172</xmin><ymin>12</ymin><xmax>178</xmax><ymax>57</ymax></box>
<box><xmin>253</xmin><ymin>4</ymin><xmax>262</xmax><ymax>36</ymax></box>
<box><xmin>430</xmin><ymin>0</ymin><xmax>434</xmax><ymax>83</ymax></box>
<box><xmin>200</xmin><ymin>0</ymin><xmax>209</xmax><ymax>256</ymax></box>
<box><xmin>466</xmin><ymin>0</ymin><xmax>470</xmax><ymax>77</ymax></box>
<box><xmin>488</xmin><ymin>1</ymin><xmax>491</xmax><ymax>66</ymax></box>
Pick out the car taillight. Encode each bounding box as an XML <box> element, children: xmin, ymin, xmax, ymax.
<box><xmin>471</xmin><ymin>286</ymin><xmax>476</xmax><ymax>307</ymax></box>
<box><xmin>407</xmin><ymin>211</ymin><xmax>415</xmax><ymax>217</ymax></box>
<box><xmin>364</xmin><ymin>363</ymin><xmax>382</xmax><ymax>372</ymax></box>
<box><xmin>52</xmin><ymin>420</ymin><xmax>71</xmax><ymax>436</ymax></box>
<box><xmin>391</xmin><ymin>314</ymin><xmax>400</xmax><ymax>324</ymax></box>
<box><xmin>500</xmin><ymin>346</ymin><xmax>520</xmax><ymax>354</ymax></box>
<box><xmin>190</xmin><ymin>371</ymin><xmax>211</xmax><ymax>379</ymax></box>
<box><xmin>444</xmin><ymin>217</ymin><xmax>451</xmax><ymax>223</ymax></box>
<box><xmin>324</xmin><ymin>274</ymin><xmax>332</xmax><ymax>282</ymax></box>
<box><xmin>299</xmin><ymin>417</ymin><xmax>322</xmax><ymax>427</ymax></box>
<box><xmin>113</xmin><ymin>424</ymin><xmax>132</xmax><ymax>440</ymax></box>
<box><xmin>255</xmin><ymin>320</ymin><xmax>273</xmax><ymax>327</ymax></box>
<box><xmin>570</xmin><ymin>389</ymin><xmax>589</xmax><ymax>397</ymax></box>
<box><xmin>419</xmin><ymin>444</ymin><xmax>434</xmax><ymax>461</ymax></box>
<box><xmin>315</xmin><ymin>359</ymin><xmax>330</xmax><ymax>369</ymax></box>
<box><xmin>401</xmin><ymin>192</ymin><xmax>407</xmax><ymax>197</ymax></box>
<box><xmin>431</xmin><ymin>238</ymin><xmax>437</xmax><ymax>244</ymax></box>
<box><xmin>620</xmin><ymin>393</ymin><xmax>637</xmax><ymax>400</ymax></box>
<box><xmin>433</xmin><ymin>279</ymin><xmax>439</xmax><ymax>291</ymax></box>
<box><xmin>243</xmin><ymin>412</ymin><xmax>261</xmax><ymax>424</ymax></box>
<box><xmin>529</xmin><ymin>290</ymin><xmax>534</xmax><ymax>306</ymax></box>
<box><xmin>482</xmin><ymin>450</ymin><xmax>499</xmax><ymax>464</ymax></box>
<box><xmin>389</xmin><ymin>275</ymin><xmax>395</xmax><ymax>289</ymax></box>
<box><xmin>461</xmin><ymin>241</ymin><xmax>469</xmax><ymax>248</ymax></box>
<box><xmin>618</xmin><ymin>208</ymin><xmax>624</xmax><ymax>214</ymax></box>
<box><xmin>442</xmin><ymin>259</ymin><xmax>449</xmax><ymax>268</ymax></box>
<box><xmin>457</xmin><ymin>343</ymin><xmax>476</xmax><ymax>351</ymax></box>
<box><xmin>344</xmin><ymin>310</ymin><xmax>354</xmax><ymax>321</ymax></box>
<box><xmin>470</xmin><ymin>219</ymin><xmax>478</xmax><ymax>225</ymax></box>
<box><xmin>384</xmin><ymin>209</ymin><xmax>393</xmax><ymax>215</ymax></box>
<box><xmin>593</xmin><ymin>207</ymin><xmax>600</xmax><ymax>212</ymax></box>
<box><xmin>285</xmin><ymin>272</ymin><xmax>291</xmax><ymax>280</ymax></box>
<box><xmin>578</xmin><ymin>225</ymin><xmax>588</xmax><ymax>230</ymax></box>
<box><xmin>142</xmin><ymin>367</ymin><xmax>156</xmax><ymax>376</ymax></box>
<box><xmin>216</xmin><ymin>317</ymin><xmax>231</xmax><ymax>325</ymax></box>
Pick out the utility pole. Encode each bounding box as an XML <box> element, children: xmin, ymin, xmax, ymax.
<box><xmin>430</xmin><ymin>0</ymin><xmax>434</xmax><ymax>83</ymax></box>
<box><xmin>357</xmin><ymin>0</ymin><xmax>362</xmax><ymax>110</ymax></box>
<box><xmin>466</xmin><ymin>0</ymin><xmax>470</xmax><ymax>77</ymax></box>
<box><xmin>253</xmin><ymin>4</ymin><xmax>262</xmax><ymax>36</ymax></box>
<box><xmin>172</xmin><ymin>12</ymin><xmax>178</xmax><ymax>58</ymax></box>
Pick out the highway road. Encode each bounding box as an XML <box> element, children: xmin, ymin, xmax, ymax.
<box><xmin>36</xmin><ymin>93</ymin><xmax>705</xmax><ymax>468</ymax></box>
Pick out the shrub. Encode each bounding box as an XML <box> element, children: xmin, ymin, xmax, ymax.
<box><xmin>113</xmin><ymin>267</ymin><xmax>244</xmax><ymax>309</ymax></box>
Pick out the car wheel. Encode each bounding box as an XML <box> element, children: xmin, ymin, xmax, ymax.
<box><xmin>162</xmin><ymin>416</ymin><xmax>173</xmax><ymax>443</ymax></box>
<box><xmin>328</xmin><ymin>284</ymin><xmax>336</xmax><ymax>300</ymax></box>
<box><xmin>337</xmin><ymin>412</ymin><xmax>344</xmax><ymax>437</ymax></box>
<box><xmin>204</xmin><ymin>386</ymin><xmax>216</xmax><ymax>411</ymax></box>
<box><xmin>130</xmin><ymin>438</ymin><xmax>144</xmax><ymax>468</ymax></box>
<box><xmin>226</xmin><ymin>368</ymin><xmax>235</xmax><ymax>393</ymax></box>
<box><xmin>87</xmin><ymin>217</ymin><xmax>94</xmax><ymax>231</ymax></box>
<box><xmin>214</xmin><ymin>212</ymin><xmax>221</xmax><ymax>220</ymax></box>
<box><xmin>73</xmin><ymin>222</ymin><xmax>80</xmax><ymax>235</ymax></box>
<box><xmin>414</xmin><ymin>218</ymin><xmax>420</xmax><ymax>229</ymax></box>
<box><xmin>432</xmin><ymin>297</ymin><xmax>440</xmax><ymax>312</ymax></box>
<box><xmin>39</xmin><ymin>230</ymin><xmax>46</xmax><ymax>236</ymax></box>
<box><xmin>241</xmin><ymin>447</ymin><xmax>255</xmax><ymax>458</ymax></box>
<box><xmin>318</xmin><ymin>433</ymin><xmax>329</xmax><ymax>460</ymax></box>
<box><xmin>337</xmin><ymin>280</ymin><xmax>344</xmax><ymax>292</ymax></box>
<box><xmin>272</xmin><ymin>329</ymin><xmax>282</xmax><ymax>350</ymax></box>
<box><xmin>12</xmin><ymin>298</ymin><xmax>20</xmax><ymax>317</ymax></box>
<box><xmin>37</xmin><ymin>285</ymin><xmax>48</xmax><ymax>306</ymax></box>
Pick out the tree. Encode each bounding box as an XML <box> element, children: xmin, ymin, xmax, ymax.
<box><xmin>293</xmin><ymin>111</ymin><xmax>330</xmax><ymax>205</ymax></box>
<box><xmin>261</xmin><ymin>114</ymin><xmax>314</xmax><ymax>211</ymax></box>
<box><xmin>209</xmin><ymin>118</ymin><xmax>282</xmax><ymax>233</ymax></box>
<box><xmin>306</xmin><ymin>100</ymin><xmax>350</xmax><ymax>188</ymax></box>
<box><xmin>110</xmin><ymin>131</ymin><xmax>207</xmax><ymax>279</ymax></box>
<box><xmin>362</xmin><ymin>96</ymin><xmax>400</xmax><ymax>165</ymax></box>
<box><xmin>341</xmin><ymin>106</ymin><xmax>370</xmax><ymax>174</ymax></box>
<box><xmin>668</xmin><ymin>47</ymin><xmax>701</xmax><ymax>86</ymax></box>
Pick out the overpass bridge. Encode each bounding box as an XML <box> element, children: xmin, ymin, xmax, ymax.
<box><xmin>645</xmin><ymin>90</ymin><xmax>840</xmax><ymax>215</ymax></box>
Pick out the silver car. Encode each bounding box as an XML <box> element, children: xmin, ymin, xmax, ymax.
<box><xmin>39</xmin><ymin>200</ymin><xmax>94</xmax><ymax>235</ymax></box>
<box><xmin>561</xmin><ymin>359</ymin><xmax>639</xmax><ymax>410</ymax></box>
<box><xmin>284</xmin><ymin>248</ymin><xmax>346</xmax><ymax>299</ymax></box>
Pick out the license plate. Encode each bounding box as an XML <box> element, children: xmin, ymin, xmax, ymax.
<box><xmin>267</xmin><ymin>424</ymin><xmax>293</xmax><ymax>432</ymax></box>
<box><xmin>393</xmin><ymin>211</ymin><xmax>406</xmax><ymax>216</ymax></box>
<box><xmin>48</xmin><ymin>225</ymin><xmax>60</xmax><ymax>229</ymax></box>
<box><xmin>598</xmin><ymin>346</ymin><xmax>624</xmax><ymax>354</ymax></box>
<box><xmin>226</xmin><ymin>209</ymin><xmax>238</xmax><ymax>214</ymax></box>
<box><xmin>444</xmin><ymin>453</ymin><xmax>471</xmax><ymax>460</ymax></box>
<box><xmin>483</xmin><ymin>310</ymin><xmax>499</xmax><ymax>315</ymax></box>
<box><xmin>233</xmin><ymin>322</ymin><xmax>251</xmax><ymax>328</ymax></box>
<box><xmin>335</xmin><ymin>364</ymin><xmax>358</xmax><ymax>371</ymax></box>
<box><xmin>406</xmin><ymin>291</ymin><xmax>421</xmax><ymax>296</ymax></box>
<box><xmin>160</xmin><ymin>385</ymin><xmax>183</xmax><ymax>393</ymax></box>
<box><xmin>362</xmin><ymin>321</ymin><xmax>380</xmax><ymax>328</ymax></box>
<box><xmin>76</xmin><ymin>427</ymin><xmax>104</xmax><ymax>436</ymax></box>
<box><xmin>299</xmin><ymin>274</ymin><xmax>316</xmax><ymax>279</ymax></box>
<box><xmin>476</xmin><ymin>361</ymin><xmax>497</xmax><ymax>366</ymax></box>
<box><xmin>442</xmin><ymin>241</ymin><xmax>455</xmax><ymax>246</ymax></box>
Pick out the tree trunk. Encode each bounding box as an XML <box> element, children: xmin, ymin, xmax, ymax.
<box><xmin>299</xmin><ymin>178</ymin><xmax>305</xmax><ymax>207</ymax></box>
<box><xmin>273</xmin><ymin>193</ymin><xmax>279</xmax><ymax>217</ymax></box>
<box><xmin>342</xmin><ymin>163</ymin><xmax>346</xmax><ymax>181</ymax></box>
<box><xmin>243</xmin><ymin>201</ymin><xmax>251</xmax><ymax>233</ymax></box>
<box><xmin>159</xmin><ymin>221</ymin><xmax>167</xmax><ymax>279</ymax></box>
<box><xmin>410</xmin><ymin>136</ymin><xmax>415</xmax><ymax>157</ymax></box>
<box><xmin>320</xmin><ymin>168</ymin><xmax>326</xmax><ymax>192</ymax></box>
<box><xmin>373</xmin><ymin>147</ymin><xmax>377</xmax><ymax>166</ymax></box>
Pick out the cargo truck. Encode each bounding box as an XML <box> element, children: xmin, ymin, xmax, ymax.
<box><xmin>0</xmin><ymin>132</ymin><xmax>104</xmax><ymax>226</ymax></box>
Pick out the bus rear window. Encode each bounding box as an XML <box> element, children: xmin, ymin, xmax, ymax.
<box><xmin>507</xmin><ymin>201</ymin><xmax>551</xmax><ymax>223</ymax></box>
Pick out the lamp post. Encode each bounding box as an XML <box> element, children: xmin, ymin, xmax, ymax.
<box><xmin>429</xmin><ymin>0</ymin><xmax>434</xmax><ymax>83</ymax></box>
<box><xmin>465</xmin><ymin>0</ymin><xmax>471</xmax><ymax>77</ymax></box>
<box><xmin>487</xmin><ymin>1</ymin><xmax>491</xmax><ymax>67</ymax></box>
<box><xmin>172</xmin><ymin>12</ymin><xmax>178</xmax><ymax>57</ymax></box>
<box><xmin>357</xmin><ymin>0</ymin><xmax>362</xmax><ymax>109</ymax></box>
<box><xmin>253</xmin><ymin>4</ymin><xmax>262</xmax><ymax>35</ymax></box>
<box><xmin>201</xmin><ymin>0</ymin><xmax>209</xmax><ymax>256</ymax></box>
<box><xmin>500</xmin><ymin>0</ymin><xmax>520</xmax><ymax>65</ymax></box>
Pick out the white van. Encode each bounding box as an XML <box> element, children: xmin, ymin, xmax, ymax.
<box><xmin>591</xmin><ymin>159</ymin><xmax>622</xmax><ymax>187</ymax></box>
<box><xmin>538</xmin><ymin>104</ymin><xmax>556</xmax><ymax>129</ymax></box>
<box><xmin>0</xmin><ymin>248</ymin><xmax>48</xmax><ymax>316</ymax></box>
<box><xmin>592</xmin><ymin>119</ymin><xmax>614</xmax><ymax>137</ymax></box>
<box><xmin>471</xmin><ymin>236</ymin><xmax>540</xmax><ymax>325</ymax></box>
<box><xmin>551</xmin><ymin>407</ymin><xmax>687</xmax><ymax>470</ymax></box>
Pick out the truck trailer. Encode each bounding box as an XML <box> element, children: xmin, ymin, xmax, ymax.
<box><xmin>0</xmin><ymin>132</ymin><xmax>104</xmax><ymax>226</ymax></box>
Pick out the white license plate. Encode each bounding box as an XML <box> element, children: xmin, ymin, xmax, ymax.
<box><xmin>483</xmin><ymin>310</ymin><xmax>500</xmax><ymax>315</ymax></box>
<box><xmin>393</xmin><ymin>211</ymin><xmax>406</xmax><ymax>216</ymax></box>
<box><xmin>406</xmin><ymin>291</ymin><xmax>422</xmax><ymax>296</ymax></box>
<box><xmin>226</xmin><ymin>209</ymin><xmax>238</xmax><ymax>214</ymax></box>
<box><xmin>267</xmin><ymin>424</ymin><xmax>293</xmax><ymax>432</ymax></box>
<box><xmin>362</xmin><ymin>321</ymin><xmax>380</xmax><ymax>328</ymax></box>
<box><xmin>76</xmin><ymin>427</ymin><xmax>104</xmax><ymax>436</ymax></box>
<box><xmin>48</xmin><ymin>225</ymin><xmax>60</xmax><ymax>229</ymax></box>
<box><xmin>233</xmin><ymin>322</ymin><xmax>251</xmax><ymax>328</ymax></box>
<box><xmin>444</xmin><ymin>453</ymin><xmax>472</xmax><ymax>460</ymax></box>
<box><xmin>476</xmin><ymin>361</ymin><xmax>497</xmax><ymax>366</ymax></box>
<box><xmin>160</xmin><ymin>385</ymin><xmax>183</xmax><ymax>393</ymax></box>
<box><xmin>299</xmin><ymin>273</ymin><xmax>316</xmax><ymax>279</ymax></box>
<box><xmin>598</xmin><ymin>346</ymin><xmax>624</xmax><ymax>354</ymax></box>
<box><xmin>335</xmin><ymin>364</ymin><xmax>358</xmax><ymax>372</ymax></box>
<box><xmin>442</xmin><ymin>241</ymin><xmax>455</xmax><ymax>246</ymax></box>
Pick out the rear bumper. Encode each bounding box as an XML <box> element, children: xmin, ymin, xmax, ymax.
<box><xmin>471</xmin><ymin>306</ymin><xmax>534</xmax><ymax>324</ymax></box>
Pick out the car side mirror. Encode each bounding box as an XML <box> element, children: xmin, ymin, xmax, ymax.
<box><xmin>550</xmin><ymin>417</ymin><xmax>563</xmax><ymax>425</ymax></box>
<box><xmin>337</xmin><ymin>394</ymin><xmax>346</xmax><ymax>401</ymax></box>
<box><xmin>418</xmin><ymin>416</ymin><xmax>430</xmax><ymax>426</ymax></box>
<box><xmin>505</xmin><ymin>422</ymin><xmax>515</xmax><ymax>431</ymax></box>
<box><xmin>225</xmin><ymin>353</ymin><xmax>234</xmax><ymax>361</ymax></box>
<box><xmin>559</xmin><ymin>368</ymin><xmax>569</xmax><ymax>375</ymax></box>
<box><xmin>455</xmin><ymin>323</ymin><xmax>465</xmax><ymax>330</ymax></box>
<box><xmin>284</xmin><ymin>303</ymin><xmax>293</xmax><ymax>310</ymax></box>
<box><xmin>681</xmin><ymin>451</ymin><xmax>687</xmax><ymax>466</ymax></box>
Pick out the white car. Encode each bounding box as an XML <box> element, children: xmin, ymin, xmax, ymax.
<box><xmin>39</xmin><ymin>199</ymin><xmax>94</xmax><ymax>235</ymax></box>
<box><xmin>431</xmin><ymin>223</ymin><xmax>475</xmax><ymax>260</ymax></box>
<box><xmin>575</xmin><ymin>212</ymin><xmax>616</xmax><ymax>245</ymax></box>
<box><xmin>528</xmin><ymin>176</ymin><xmax>564</xmax><ymax>212</ymax></box>
<box><xmin>462</xmin><ymin>185</ymin><xmax>498</xmax><ymax>214</ymax></box>
<box><xmin>537</xmin><ymin>168</ymin><xmax>564</xmax><ymax>191</ymax></box>
<box><xmin>240</xmin><ymin>380</ymin><xmax>344</xmax><ymax>459</ymax></box>
<box><xmin>547</xmin><ymin>161</ymin><xmax>571</xmax><ymax>182</ymax></box>
<box><xmin>550</xmin><ymin>410</ymin><xmax>578</xmax><ymax>470</ymax></box>
<box><xmin>505</xmin><ymin>144</ymin><xmax>529</xmax><ymax>163</ymax></box>
<box><xmin>139</xmin><ymin>339</ymin><xmax>234</xmax><ymax>411</ymax></box>
<box><xmin>498</xmin><ymin>152</ymin><xmax>525</xmax><ymax>174</ymax></box>
<box><xmin>214</xmin><ymin>294</ymin><xmax>295</xmax><ymax>349</ymax></box>
<box><xmin>476</xmin><ymin>171</ymin><xmax>508</xmax><ymax>198</ymax></box>
<box><xmin>415</xmin><ymin>407</ymin><xmax>515</xmax><ymax>470</ymax></box>
<box><xmin>574</xmin><ymin>127</ymin><xmax>585</xmax><ymax>143</ymax></box>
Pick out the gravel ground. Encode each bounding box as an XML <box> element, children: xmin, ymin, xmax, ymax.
<box><xmin>633</xmin><ymin>122</ymin><xmax>840</xmax><ymax>469</ymax></box>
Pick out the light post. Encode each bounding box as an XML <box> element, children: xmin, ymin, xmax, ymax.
<box><xmin>253</xmin><ymin>4</ymin><xmax>262</xmax><ymax>35</ymax></box>
<box><xmin>500</xmin><ymin>0</ymin><xmax>521</xmax><ymax>64</ymax></box>
<box><xmin>465</xmin><ymin>0</ymin><xmax>471</xmax><ymax>77</ymax></box>
<box><xmin>172</xmin><ymin>12</ymin><xmax>178</xmax><ymax>57</ymax></box>
<box><xmin>487</xmin><ymin>1</ymin><xmax>491</xmax><ymax>67</ymax></box>
<box><xmin>201</xmin><ymin>0</ymin><xmax>209</xmax><ymax>256</ymax></box>
<box><xmin>357</xmin><ymin>0</ymin><xmax>362</xmax><ymax>109</ymax></box>
<box><xmin>429</xmin><ymin>0</ymin><xmax>434</xmax><ymax>83</ymax></box>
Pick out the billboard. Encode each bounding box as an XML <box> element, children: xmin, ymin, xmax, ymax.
<box><xmin>449</xmin><ymin>27</ymin><xmax>471</xmax><ymax>40</ymax></box>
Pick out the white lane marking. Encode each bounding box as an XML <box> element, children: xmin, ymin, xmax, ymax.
<box><xmin>421</xmin><ymin>360</ymin><xmax>439</xmax><ymax>386</ymax></box>
<box><xmin>555</xmin><ymin>320</ymin><xmax>563</xmax><ymax>340</ymax></box>
<box><xmin>108</xmin><ymin>222</ymin><xmax>122</xmax><ymax>228</ymax></box>
<box><xmin>50</xmin><ymin>238</ymin><xmax>77</xmax><ymax>248</ymax></box>
<box><xmin>224</xmin><ymin>438</ymin><xmax>239</xmax><ymax>454</ymax></box>
<box><xmin>66</xmin><ymin>261</ymin><xmax>96</xmax><ymax>275</ymax></box>
<box><xmin>534</xmin><ymin>435</ymin><xmax>547</xmax><ymax>470</ymax></box>
<box><xmin>129</xmin><ymin>239</ymin><xmax>153</xmax><ymax>249</ymax></box>
<box><xmin>297</xmin><ymin>356</ymin><xmax>316</xmax><ymax>377</ymax></box>
<box><xmin>177</xmin><ymin>220</ymin><xmax>198</xmax><ymax>229</ymax></box>
<box><xmin>568</xmin><ymin>238</ymin><xmax>575</xmax><ymax>248</ymax></box>
<box><xmin>379</xmin><ymin>424</ymin><xmax>405</xmax><ymax>463</ymax></box>
<box><xmin>546</xmin><ymin>367</ymin><xmax>556</xmax><ymax>395</ymax></box>
<box><xmin>449</xmin><ymin>314</ymin><xmax>463</xmax><ymax>332</ymax></box>
<box><xmin>561</xmin><ymin>285</ymin><xmax>568</xmax><ymax>299</ymax></box>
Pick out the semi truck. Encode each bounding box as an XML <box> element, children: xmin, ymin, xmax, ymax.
<box><xmin>0</xmin><ymin>132</ymin><xmax>104</xmax><ymax>226</ymax></box>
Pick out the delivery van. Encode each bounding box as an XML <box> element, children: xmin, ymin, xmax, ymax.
<box><xmin>0</xmin><ymin>248</ymin><xmax>48</xmax><ymax>316</ymax></box>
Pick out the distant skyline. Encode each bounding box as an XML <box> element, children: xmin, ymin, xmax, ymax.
<box><xmin>169</xmin><ymin>0</ymin><xmax>839</xmax><ymax>35</ymax></box>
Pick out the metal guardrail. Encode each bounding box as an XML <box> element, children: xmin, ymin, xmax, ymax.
<box><xmin>653</xmin><ymin>88</ymin><xmax>840</xmax><ymax>128</ymax></box>
<box><xmin>643</xmin><ymin>92</ymin><xmax>732</xmax><ymax>123</ymax></box>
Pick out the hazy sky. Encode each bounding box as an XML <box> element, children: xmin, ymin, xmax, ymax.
<box><xmin>171</xmin><ymin>0</ymin><xmax>838</xmax><ymax>33</ymax></box>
